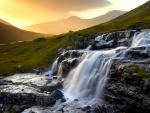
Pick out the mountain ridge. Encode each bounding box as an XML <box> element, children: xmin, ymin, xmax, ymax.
<box><xmin>0</xmin><ymin>21</ymin><xmax>46</xmax><ymax>43</ymax></box>
<box><xmin>78</xmin><ymin>1</ymin><xmax>150</xmax><ymax>34</ymax></box>
<box><xmin>24</xmin><ymin>10</ymin><xmax>126</xmax><ymax>34</ymax></box>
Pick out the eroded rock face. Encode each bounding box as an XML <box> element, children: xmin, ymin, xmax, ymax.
<box><xmin>56</xmin><ymin>50</ymin><xmax>85</xmax><ymax>77</ymax></box>
<box><xmin>104</xmin><ymin>61</ymin><xmax>150</xmax><ymax>113</ymax></box>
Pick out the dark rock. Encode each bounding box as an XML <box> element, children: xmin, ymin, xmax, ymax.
<box><xmin>61</xmin><ymin>98</ymin><xmax>66</xmax><ymax>102</ymax></box>
<box><xmin>74</xmin><ymin>99</ymin><xmax>79</xmax><ymax>101</ymax></box>
<box><xmin>91</xmin><ymin>30</ymin><xmax>137</xmax><ymax>50</ymax></box>
<box><xmin>81</xmin><ymin>106</ymin><xmax>91</xmax><ymax>111</ymax></box>
<box><xmin>104</xmin><ymin>61</ymin><xmax>150</xmax><ymax>113</ymax></box>
<box><xmin>50</xmin><ymin>90</ymin><xmax>63</xmax><ymax>100</ymax></box>
<box><xmin>126</xmin><ymin>50</ymin><xmax>150</xmax><ymax>60</ymax></box>
<box><xmin>39</xmin><ymin>82</ymin><xmax>63</xmax><ymax>92</ymax></box>
<box><xmin>60</xmin><ymin>58</ymin><xmax>79</xmax><ymax>77</ymax></box>
<box><xmin>93</xmin><ymin>104</ymin><xmax>120</xmax><ymax>113</ymax></box>
<box><xmin>0</xmin><ymin>74</ymin><xmax>64</xmax><ymax>108</ymax></box>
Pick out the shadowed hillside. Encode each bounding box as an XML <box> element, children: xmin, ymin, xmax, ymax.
<box><xmin>0</xmin><ymin>19</ymin><xmax>12</xmax><ymax>26</ymax></box>
<box><xmin>0</xmin><ymin>20</ymin><xmax>45</xmax><ymax>43</ymax></box>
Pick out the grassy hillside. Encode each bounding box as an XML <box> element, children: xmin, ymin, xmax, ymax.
<box><xmin>0</xmin><ymin>35</ymin><xmax>75</xmax><ymax>76</ymax></box>
<box><xmin>0</xmin><ymin>1</ymin><xmax>150</xmax><ymax>76</ymax></box>
<box><xmin>0</xmin><ymin>22</ymin><xmax>45</xmax><ymax>43</ymax></box>
<box><xmin>78</xmin><ymin>1</ymin><xmax>150</xmax><ymax>35</ymax></box>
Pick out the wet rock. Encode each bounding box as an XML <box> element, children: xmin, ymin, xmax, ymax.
<box><xmin>0</xmin><ymin>74</ymin><xmax>65</xmax><ymax>109</ymax></box>
<box><xmin>50</xmin><ymin>90</ymin><xmax>63</xmax><ymax>100</ymax></box>
<box><xmin>56</xmin><ymin>50</ymin><xmax>85</xmax><ymax>77</ymax></box>
<box><xmin>57</xmin><ymin>50</ymin><xmax>83</xmax><ymax>63</ymax></box>
<box><xmin>94</xmin><ymin>104</ymin><xmax>120</xmax><ymax>113</ymax></box>
<box><xmin>39</xmin><ymin>82</ymin><xmax>63</xmax><ymax>92</ymax></box>
<box><xmin>104</xmin><ymin>62</ymin><xmax>150</xmax><ymax>113</ymax></box>
<box><xmin>0</xmin><ymin>85</ymin><xmax>56</xmax><ymax>106</ymax></box>
<box><xmin>91</xmin><ymin>30</ymin><xmax>137</xmax><ymax>50</ymax></box>
<box><xmin>126</xmin><ymin>50</ymin><xmax>150</xmax><ymax>60</ymax></box>
<box><xmin>60</xmin><ymin>58</ymin><xmax>79</xmax><ymax>77</ymax></box>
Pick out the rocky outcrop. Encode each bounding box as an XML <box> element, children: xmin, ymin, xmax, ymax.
<box><xmin>104</xmin><ymin>60</ymin><xmax>150</xmax><ymax>113</ymax></box>
<box><xmin>91</xmin><ymin>30</ymin><xmax>137</xmax><ymax>50</ymax></box>
<box><xmin>0</xmin><ymin>74</ymin><xmax>64</xmax><ymax>112</ymax></box>
<box><xmin>57</xmin><ymin>50</ymin><xmax>84</xmax><ymax>77</ymax></box>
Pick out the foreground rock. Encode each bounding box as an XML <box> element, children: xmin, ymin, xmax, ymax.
<box><xmin>0</xmin><ymin>74</ymin><xmax>64</xmax><ymax>113</ymax></box>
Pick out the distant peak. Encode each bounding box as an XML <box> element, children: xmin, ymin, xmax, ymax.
<box><xmin>107</xmin><ymin>10</ymin><xmax>126</xmax><ymax>14</ymax></box>
<box><xmin>68</xmin><ymin>16</ymin><xmax>80</xmax><ymax>20</ymax></box>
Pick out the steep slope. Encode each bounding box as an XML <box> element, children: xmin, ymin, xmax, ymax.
<box><xmin>24</xmin><ymin>10</ymin><xmax>125</xmax><ymax>34</ymax></box>
<box><xmin>0</xmin><ymin>21</ymin><xmax>45</xmax><ymax>43</ymax></box>
<box><xmin>79</xmin><ymin>1</ymin><xmax>150</xmax><ymax>35</ymax></box>
<box><xmin>0</xmin><ymin>19</ymin><xmax>12</xmax><ymax>26</ymax></box>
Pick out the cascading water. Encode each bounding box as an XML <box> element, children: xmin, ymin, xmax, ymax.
<box><xmin>64</xmin><ymin>47</ymin><xmax>126</xmax><ymax>104</ymax></box>
<box><xmin>44</xmin><ymin>58</ymin><xmax>58</xmax><ymax>76</ymax></box>
<box><xmin>63</xmin><ymin>29</ymin><xmax>150</xmax><ymax>104</ymax></box>
<box><xmin>21</xmin><ymin>29</ymin><xmax>150</xmax><ymax>113</ymax></box>
<box><xmin>131</xmin><ymin>30</ymin><xmax>150</xmax><ymax>47</ymax></box>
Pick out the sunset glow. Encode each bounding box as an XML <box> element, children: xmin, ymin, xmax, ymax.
<box><xmin>0</xmin><ymin>0</ymin><xmax>149</xmax><ymax>28</ymax></box>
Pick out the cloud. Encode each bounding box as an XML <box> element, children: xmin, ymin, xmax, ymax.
<box><xmin>30</xmin><ymin>0</ymin><xmax>111</xmax><ymax>11</ymax></box>
<box><xmin>0</xmin><ymin>0</ymin><xmax>111</xmax><ymax>27</ymax></box>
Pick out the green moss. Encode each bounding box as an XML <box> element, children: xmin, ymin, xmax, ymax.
<box><xmin>124</xmin><ymin>64</ymin><xmax>150</xmax><ymax>78</ymax></box>
<box><xmin>124</xmin><ymin>64</ymin><xmax>139</xmax><ymax>74</ymax></box>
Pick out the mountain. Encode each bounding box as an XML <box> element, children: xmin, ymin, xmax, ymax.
<box><xmin>0</xmin><ymin>19</ymin><xmax>45</xmax><ymax>43</ymax></box>
<box><xmin>79</xmin><ymin>1</ymin><xmax>150</xmax><ymax>35</ymax></box>
<box><xmin>24</xmin><ymin>10</ymin><xmax>126</xmax><ymax>34</ymax></box>
<box><xmin>0</xmin><ymin>1</ymin><xmax>149</xmax><ymax>75</ymax></box>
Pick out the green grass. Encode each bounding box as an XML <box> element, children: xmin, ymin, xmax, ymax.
<box><xmin>0</xmin><ymin>1</ymin><xmax>150</xmax><ymax>76</ymax></box>
<box><xmin>0</xmin><ymin>35</ymin><xmax>76</xmax><ymax>76</ymax></box>
<box><xmin>78</xmin><ymin>1</ymin><xmax>150</xmax><ymax>35</ymax></box>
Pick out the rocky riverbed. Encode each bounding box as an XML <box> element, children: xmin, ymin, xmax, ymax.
<box><xmin>0</xmin><ymin>29</ymin><xmax>150</xmax><ymax>113</ymax></box>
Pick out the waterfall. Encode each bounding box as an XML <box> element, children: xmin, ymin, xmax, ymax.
<box><xmin>64</xmin><ymin>47</ymin><xmax>126</xmax><ymax>103</ymax></box>
<box><xmin>44</xmin><ymin>58</ymin><xmax>58</xmax><ymax>76</ymax></box>
<box><xmin>21</xmin><ymin>30</ymin><xmax>150</xmax><ymax>113</ymax></box>
<box><xmin>63</xmin><ymin>30</ymin><xmax>150</xmax><ymax>104</ymax></box>
<box><xmin>86</xmin><ymin>45</ymin><xmax>92</xmax><ymax>50</ymax></box>
<box><xmin>131</xmin><ymin>30</ymin><xmax>150</xmax><ymax>47</ymax></box>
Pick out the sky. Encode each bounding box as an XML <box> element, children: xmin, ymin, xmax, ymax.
<box><xmin>0</xmin><ymin>0</ymin><xmax>149</xmax><ymax>28</ymax></box>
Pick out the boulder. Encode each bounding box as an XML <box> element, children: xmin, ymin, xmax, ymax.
<box><xmin>50</xmin><ymin>90</ymin><xmax>63</xmax><ymax>100</ymax></box>
<box><xmin>104</xmin><ymin>62</ymin><xmax>150</xmax><ymax>113</ymax></box>
<box><xmin>0</xmin><ymin>74</ymin><xmax>64</xmax><ymax>109</ymax></box>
